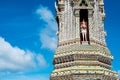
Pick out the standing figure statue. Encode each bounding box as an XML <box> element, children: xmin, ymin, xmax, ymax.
<box><xmin>81</xmin><ymin>20</ymin><xmax>87</xmax><ymax>41</ymax></box>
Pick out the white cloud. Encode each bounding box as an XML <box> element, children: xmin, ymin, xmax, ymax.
<box><xmin>36</xmin><ymin>6</ymin><xmax>54</xmax><ymax>22</ymax></box>
<box><xmin>0</xmin><ymin>37</ymin><xmax>47</xmax><ymax>72</ymax></box>
<box><xmin>118</xmin><ymin>70</ymin><xmax>120</xmax><ymax>78</ymax></box>
<box><xmin>37</xmin><ymin>54</ymin><xmax>48</xmax><ymax>67</ymax></box>
<box><xmin>40</xmin><ymin>33</ymin><xmax>57</xmax><ymax>51</ymax></box>
<box><xmin>36</xmin><ymin>5</ymin><xmax>58</xmax><ymax>51</ymax></box>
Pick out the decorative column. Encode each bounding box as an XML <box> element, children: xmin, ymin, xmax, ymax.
<box><xmin>60</xmin><ymin>12</ymin><xmax>64</xmax><ymax>41</ymax></box>
<box><xmin>88</xmin><ymin>9</ymin><xmax>93</xmax><ymax>43</ymax></box>
<box><xmin>74</xmin><ymin>9</ymin><xmax>80</xmax><ymax>40</ymax></box>
<box><xmin>70</xmin><ymin>4</ymin><xmax>73</xmax><ymax>39</ymax></box>
<box><xmin>63</xmin><ymin>0</ymin><xmax>67</xmax><ymax>41</ymax></box>
<box><xmin>58</xmin><ymin>15</ymin><xmax>62</xmax><ymax>41</ymax></box>
<box><xmin>66</xmin><ymin>0</ymin><xmax>69</xmax><ymax>40</ymax></box>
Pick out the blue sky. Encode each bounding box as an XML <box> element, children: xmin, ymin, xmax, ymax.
<box><xmin>0</xmin><ymin>0</ymin><xmax>120</xmax><ymax>80</ymax></box>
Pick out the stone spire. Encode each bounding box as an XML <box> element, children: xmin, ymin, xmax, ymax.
<box><xmin>50</xmin><ymin>0</ymin><xmax>118</xmax><ymax>80</ymax></box>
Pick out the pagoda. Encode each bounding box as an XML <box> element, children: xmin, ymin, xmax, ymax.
<box><xmin>50</xmin><ymin>0</ymin><xmax>118</xmax><ymax>80</ymax></box>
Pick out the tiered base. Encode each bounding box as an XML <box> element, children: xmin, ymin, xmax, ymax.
<box><xmin>50</xmin><ymin>74</ymin><xmax>117</xmax><ymax>80</ymax></box>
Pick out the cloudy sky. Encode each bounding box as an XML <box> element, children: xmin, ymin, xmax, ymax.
<box><xmin>0</xmin><ymin>0</ymin><xmax>120</xmax><ymax>80</ymax></box>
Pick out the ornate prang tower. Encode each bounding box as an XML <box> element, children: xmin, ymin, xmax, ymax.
<box><xmin>50</xmin><ymin>0</ymin><xmax>118</xmax><ymax>80</ymax></box>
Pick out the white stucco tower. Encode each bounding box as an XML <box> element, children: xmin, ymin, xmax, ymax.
<box><xmin>50</xmin><ymin>0</ymin><xmax>118</xmax><ymax>80</ymax></box>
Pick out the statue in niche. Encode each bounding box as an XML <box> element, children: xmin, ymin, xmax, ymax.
<box><xmin>80</xmin><ymin>20</ymin><xmax>87</xmax><ymax>41</ymax></box>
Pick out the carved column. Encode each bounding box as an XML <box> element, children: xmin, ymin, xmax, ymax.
<box><xmin>58</xmin><ymin>15</ymin><xmax>62</xmax><ymax>41</ymax></box>
<box><xmin>88</xmin><ymin>9</ymin><xmax>93</xmax><ymax>43</ymax></box>
<box><xmin>74</xmin><ymin>9</ymin><xmax>80</xmax><ymax>40</ymax></box>
<box><xmin>63</xmin><ymin>0</ymin><xmax>67</xmax><ymax>41</ymax></box>
<box><xmin>67</xmin><ymin>0</ymin><xmax>69</xmax><ymax>40</ymax></box>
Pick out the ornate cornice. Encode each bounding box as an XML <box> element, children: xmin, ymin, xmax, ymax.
<box><xmin>51</xmin><ymin>67</ymin><xmax>118</xmax><ymax>78</ymax></box>
<box><xmin>55</xmin><ymin>44</ymin><xmax>113</xmax><ymax>59</ymax></box>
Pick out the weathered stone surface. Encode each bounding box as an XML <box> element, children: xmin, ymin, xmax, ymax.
<box><xmin>51</xmin><ymin>0</ymin><xmax>118</xmax><ymax>80</ymax></box>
